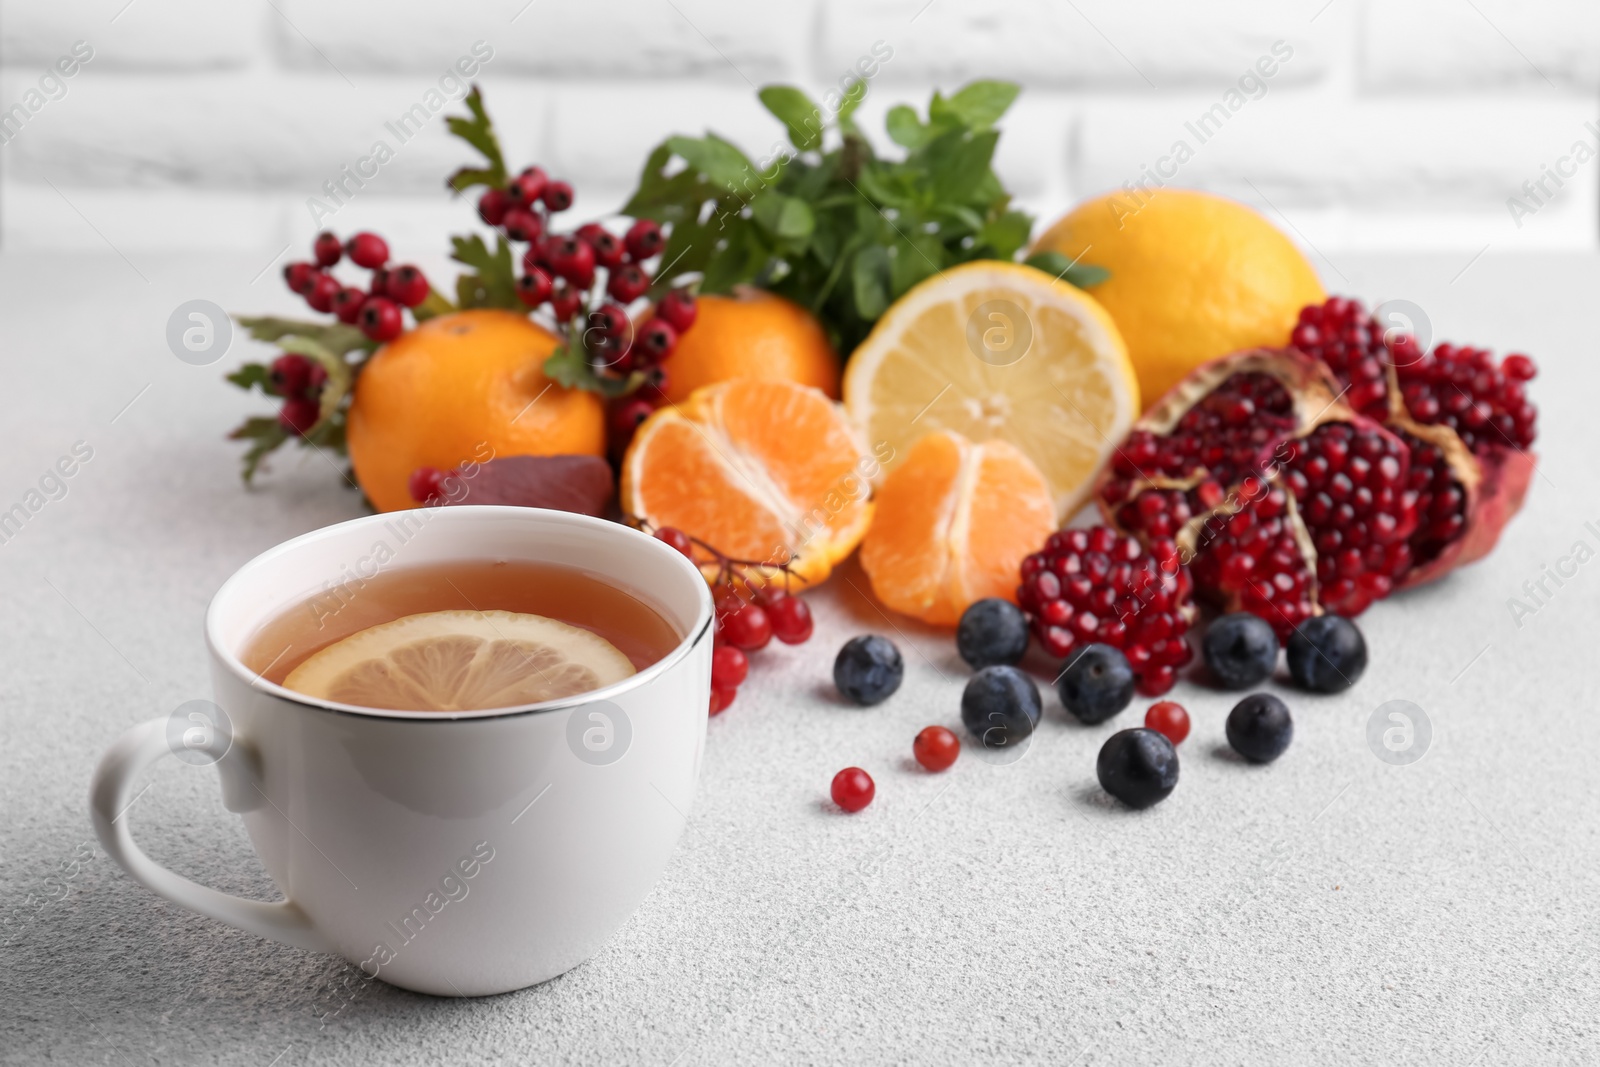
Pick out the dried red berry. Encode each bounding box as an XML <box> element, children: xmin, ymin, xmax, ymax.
<box><xmin>657</xmin><ymin>289</ymin><xmax>697</xmax><ymax>333</ymax></box>
<box><xmin>269</xmin><ymin>353</ymin><xmax>313</xmax><ymax>397</ymax></box>
<box><xmin>477</xmin><ymin>187</ymin><xmax>510</xmax><ymax>226</ymax></box>
<box><xmin>283</xmin><ymin>261</ymin><xmax>317</xmax><ymax>295</ymax></box>
<box><xmin>624</xmin><ymin>219</ymin><xmax>664</xmax><ymax>260</ymax></box>
<box><xmin>358</xmin><ymin>296</ymin><xmax>403</xmax><ymax>342</ymax></box>
<box><xmin>279</xmin><ymin>396</ymin><xmax>320</xmax><ymax>436</ymax></box>
<box><xmin>509</xmin><ymin>168</ymin><xmax>547</xmax><ymax>206</ymax></box>
<box><xmin>305</xmin><ymin>272</ymin><xmax>341</xmax><ymax>313</ymax></box>
<box><xmin>515</xmin><ymin>268</ymin><xmax>553</xmax><ymax>308</ymax></box>
<box><xmin>502</xmin><ymin>208</ymin><xmax>543</xmax><ymax>244</ymax></box>
<box><xmin>312</xmin><ymin>231</ymin><xmax>342</xmax><ymax>267</ymax></box>
<box><xmin>386</xmin><ymin>264</ymin><xmax>429</xmax><ymax>308</ymax></box>
<box><xmin>607</xmin><ymin>263</ymin><xmax>650</xmax><ymax>304</ymax></box>
<box><xmin>344</xmin><ymin>231</ymin><xmax>389</xmax><ymax>269</ymax></box>
<box><xmin>541</xmin><ymin>180</ymin><xmax>574</xmax><ymax>212</ymax></box>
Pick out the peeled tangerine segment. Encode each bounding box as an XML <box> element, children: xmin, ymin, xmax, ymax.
<box><xmin>282</xmin><ymin>610</ymin><xmax>635</xmax><ymax>712</ymax></box>
<box><xmin>860</xmin><ymin>430</ymin><xmax>1056</xmax><ymax>626</ymax></box>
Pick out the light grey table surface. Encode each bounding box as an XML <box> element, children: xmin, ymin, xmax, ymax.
<box><xmin>2</xmin><ymin>249</ymin><xmax>1598</xmax><ymax>1066</ymax></box>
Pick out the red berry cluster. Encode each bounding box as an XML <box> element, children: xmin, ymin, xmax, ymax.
<box><xmin>478</xmin><ymin>167</ymin><xmax>697</xmax><ymax>382</ymax></box>
<box><xmin>283</xmin><ymin>230</ymin><xmax>430</xmax><ymax>345</ymax></box>
<box><xmin>649</xmin><ymin>525</ymin><xmax>813</xmax><ymax>715</ymax></box>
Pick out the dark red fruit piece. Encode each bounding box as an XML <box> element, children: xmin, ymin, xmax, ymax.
<box><xmin>913</xmin><ymin>726</ymin><xmax>960</xmax><ymax>772</ymax></box>
<box><xmin>386</xmin><ymin>264</ymin><xmax>429</xmax><ymax>308</ymax></box>
<box><xmin>502</xmin><ymin>208</ymin><xmax>543</xmax><ymax>244</ymax></box>
<box><xmin>541</xmin><ymin>180</ymin><xmax>574</xmax><ymax>212</ymax></box>
<box><xmin>478</xmin><ymin>187</ymin><xmax>510</xmax><ymax>226</ymax></box>
<box><xmin>608</xmin><ymin>397</ymin><xmax>655</xmax><ymax>447</ymax></box>
<box><xmin>408</xmin><ymin>466</ymin><xmax>448</xmax><ymax>504</ymax></box>
<box><xmin>279</xmin><ymin>396</ymin><xmax>320</xmax><ymax>436</ymax></box>
<box><xmin>720</xmin><ymin>599</ymin><xmax>773</xmax><ymax>652</ymax></box>
<box><xmin>710</xmin><ymin>685</ymin><xmax>735</xmax><ymax>715</ymax></box>
<box><xmin>549</xmin><ymin>284</ymin><xmax>581</xmax><ymax>322</ymax></box>
<box><xmin>712</xmin><ymin>645</ymin><xmax>749</xmax><ymax>689</ymax></box>
<box><xmin>283</xmin><ymin>260</ymin><xmax>317</xmax><ymax>294</ymax></box>
<box><xmin>635</xmin><ymin>318</ymin><xmax>678</xmax><ymax>364</ymax></box>
<box><xmin>654</xmin><ymin>526</ymin><xmax>694</xmax><ymax>558</ymax></box>
<box><xmin>657</xmin><ymin>289</ymin><xmax>697</xmax><ymax>333</ymax></box>
<box><xmin>312</xmin><ymin>231</ymin><xmax>342</xmax><ymax>267</ymax></box>
<box><xmin>589</xmin><ymin>303</ymin><xmax>630</xmax><ymax>339</ymax></box>
<box><xmin>624</xmin><ymin>219</ymin><xmax>664</xmax><ymax>260</ymax></box>
<box><xmin>1144</xmin><ymin>700</ymin><xmax>1190</xmax><ymax>745</ymax></box>
<box><xmin>269</xmin><ymin>353</ymin><xmax>313</xmax><ymax>397</ymax></box>
<box><xmin>515</xmin><ymin>268</ymin><xmax>553</xmax><ymax>308</ymax></box>
<box><xmin>543</xmin><ymin>234</ymin><xmax>595</xmax><ymax>289</ymax></box>
<box><xmin>344</xmin><ymin>231</ymin><xmax>389</xmax><ymax>269</ymax></box>
<box><xmin>768</xmin><ymin>594</ymin><xmax>813</xmax><ymax>644</ymax></box>
<box><xmin>831</xmin><ymin>767</ymin><xmax>874</xmax><ymax>812</ymax></box>
<box><xmin>332</xmin><ymin>286</ymin><xmax>367</xmax><ymax>324</ymax></box>
<box><xmin>358</xmin><ymin>296</ymin><xmax>403</xmax><ymax>342</ymax></box>
<box><xmin>369</xmin><ymin>267</ymin><xmax>390</xmax><ymax>297</ymax></box>
<box><xmin>509</xmin><ymin>168</ymin><xmax>547</xmax><ymax>206</ymax></box>
<box><xmin>578</xmin><ymin>226</ymin><xmax>626</xmax><ymax>269</ymax></box>
<box><xmin>1017</xmin><ymin>524</ymin><xmax>1195</xmax><ymax>696</ymax></box>
<box><xmin>607</xmin><ymin>263</ymin><xmax>650</xmax><ymax>304</ymax></box>
<box><xmin>305</xmin><ymin>272</ymin><xmax>341</xmax><ymax>313</ymax></box>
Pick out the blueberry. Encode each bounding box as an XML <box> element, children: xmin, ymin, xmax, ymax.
<box><xmin>960</xmin><ymin>665</ymin><xmax>1042</xmax><ymax>751</ymax></box>
<box><xmin>1286</xmin><ymin>615</ymin><xmax>1367</xmax><ymax>693</ymax></box>
<box><xmin>833</xmin><ymin>634</ymin><xmax>903</xmax><ymax>705</ymax></box>
<box><xmin>956</xmin><ymin>597</ymin><xmax>1031</xmax><ymax>670</ymax></box>
<box><xmin>1225</xmin><ymin>693</ymin><xmax>1294</xmax><ymax>763</ymax></box>
<box><xmin>1096</xmin><ymin>728</ymin><xmax>1179</xmax><ymax>809</ymax></box>
<box><xmin>1056</xmin><ymin>643</ymin><xmax>1134</xmax><ymax>724</ymax></box>
<box><xmin>1202</xmin><ymin>612</ymin><xmax>1280</xmax><ymax>689</ymax></box>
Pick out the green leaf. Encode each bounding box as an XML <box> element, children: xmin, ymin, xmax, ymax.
<box><xmin>927</xmin><ymin>129</ymin><xmax>999</xmax><ymax>204</ymax></box>
<box><xmin>978</xmin><ymin>210</ymin><xmax>1033</xmax><ymax>258</ymax></box>
<box><xmin>450</xmin><ymin>233</ymin><xmax>520</xmax><ymax>310</ymax></box>
<box><xmin>941</xmin><ymin>81</ymin><xmax>1020</xmax><ymax>129</ymax></box>
<box><xmin>667</xmin><ymin>134</ymin><xmax>756</xmax><ymax>190</ymax></box>
<box><xmin>701</xmin><ymin>221</ymin><xmax>770</xmax><ymax>294</ymax></box>
<box><xmin>835</xmin><ymin>78</ymin><xmax>868</xmax><ymax>131</ymax></box>
<box><xmin>752</xmin><ymin>192</ymin><xmax>815</xmax><ymax>241</ymax></box>
<box><xmin>1023</xmin><ymin>252</ymin><xmax>1110</xmax><ymax>288</ymax></box>
<box><xmin>444</xmin><ymin>85</ymin><xmax>508</xmax><ymax>191</ymax></box>
<box><xmin>542</xmin><ymin>343</ymin><xmax>638</xmax><ymax>398</ymax></box>
<box><xmin>227</xmin><ymin>416</ymin><xmax>290</xmax><ymax>484</ymax></box>
<box><xmin>412</xmin><ymin>288</ymin><xmax>456</xmax><ymax>322</ymax></box>
<box><xmin>758</xmin><ymin>86</ymin><xmax>824</xmax><ymax>152</ymax></box>
<box><xmin>885</xmin><ymin>105</ymin><xmax>927</xmax><ymax>149</ymax></box>
<box><xmin>226</xmin><ymin>363</ymin><xmax>273</xmax><ymax>394</ymax></box>
<box><xmin>851</xmin><ymin>245</ymin><xmax>891</xmax><ymax>320</ymax></box>
<box><xmin>236</xmin><ymin>316</ymin><xmax>370</xmax><ymax>356</ymax></box>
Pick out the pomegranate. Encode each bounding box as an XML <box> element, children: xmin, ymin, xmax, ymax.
<box><xmin>1095</xmin><ymin>349</ymin><xmax>1419</xmax><ymax>641</ymax></box>
<box><xmin>1290</xmin><ymin>297</ymin><xmax>1538</xmax><ymax>588</ymax></box>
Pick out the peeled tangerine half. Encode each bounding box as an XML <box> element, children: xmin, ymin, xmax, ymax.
<box><xmin>283</xmin><ymin>610</ymin><xmax>635</xmax><ymax>712</ymax></box>
<box><xmin>859</xmin><ymin>430</ymin><xmax>1056</xmax><ymax>626</ymax></box>
<box><xmin>621</xmin><ymin>378</ymin><xmax>875</xmax><ymax>586</ymax></box>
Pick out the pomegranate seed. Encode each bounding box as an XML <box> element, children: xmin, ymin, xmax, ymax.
<box><xmin>913</xmin><ymin>726</ymin><xmax>960</xmax><ymax>772</ymax></box>
<box><xmin>830</xmin><ymin>767</ymin><xmax>874</xmax><ymax>812</ymax></box>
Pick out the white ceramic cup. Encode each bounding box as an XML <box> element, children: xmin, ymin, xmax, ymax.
<box><xmin>89</xmin><ymin>506</ymin><xmax>713</xmax><ymax>996</ymax></box>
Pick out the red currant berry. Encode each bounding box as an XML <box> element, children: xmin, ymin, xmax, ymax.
<box><xmin>332</xmin><ymin>286</ymin><xmax>367</xmax><ymax>324</ymax></box>
<box><xmin>830</xmin><ymin>767</ymin><xmax>875</xmax><ymax>813</ymax></box>
<box><xmin>657</xmin><ymin>289</ymin><xmax>697</xmax><ymax>333</ymax></box>
<box><xmin>312</xmin><ymin>231</ymin><xmax>342</xmax><ymax>267</ymax></box>
<box><xmin>607</xmin><ymin>263</ymin><xmax>650</xmax><ymax>304</ymax></box>
<box><xmin>305</xmin><ymin>272</ymin><xmax>342</xmax><ymax>313</ymax></box>
<box><xmin>624</xmin><ymin>219</ymin><xmax>664</xmax><ymax>260</ymax></box>
<box><xmin>386</xmin><ymin>264</ymin><xmax>430</xmax><ymax>308</ymax></box>
<box><xmin>709</xmin><ymin>685</ymin><xmax>736</xmax><ymax>715</ymax></box>
<box><xmin>913</xmin><ymin>726</ymin><xmax>960</xmax><ymax>772</ymax></box>
<box><xmin>654</xmin><ymin>526</ymin><xmax>694</xmax><ymax>558</ymax></box>
<box><xmin>279</xmin><ymin>396</ymin><xmax>320</xmax><ymax>436</ymax></box>
<box><xmin>543</xmin><ymin>235</ymin><xmax>596</xmax><ymax>288</ymax></box>
<box><xmin>502</xmin><ymin>208</ymin><xmax>543</xmax><ymax>244</ymax></box>
<box><xmin>608</xmin><ymin>397</ymin><xmax>655</xmax><ymax>441</ymax></box>
<box><xmin>408</xmin><ymin>466</ymin><xmax>448</xmax><ymax>504</ymax></box>
<box><xmin>720</xmin><ymin>601</ymin><xmax>772</xmax><ymax>651</ymax></box>
<box><xmin>515</xmin><ymin>267</ymin><xmax>554</xmax><ymax>308</ymax></box>
<box><xmin>509</xmin><ymin>168</ymin><xmax>547</xmax><ymax>205</ymax></box>
<box><xmin>541</xmin><ymin>180</ymin><xmax>574</xmax><ymax>212</ymax></box>
<box><xmin>269</xmin><ymin>353</ymin><xmax>313</xmax><ymax>397</ymax></box>
<box><xmin>1144</xmin><ymin>701</ymin><xmax>1190</xmax><ymax>745</ymax></box>
<box><xmin>768</xmin><ymin>595</ymin><xmax>813</xmax><ymax>644</ymax></box>
<box><xmin>712</xmin><ymin>645</ymin><xmax>749</xmax><ymax>689</ymax></box>
<box><xmin>283</xmin><ymin>260</ymin><xmax>317</xmax><ymax>295</ymax></box>
<box><xmin>589</xmin><ymin>303</ymin><xmax>630</xmax><ymax>339</ymax></box>
<box><xmin>344</xmin><ymin>231</ymin><xmax>389</xmax><ymax>269</ymax></box>
<box><xmin>549</xmin><ymin>283</ymin><xmax>581</xmax><ymax>322</ymax></box>
<box><xmin>478</xmin><ymin>187</ymin><xmax>510</xmax><ymax>226</ymax></box>
<box><xmin>358</xmin><ymin>296</ymin><xmax>404</xmax><ymax>342</ymax></box>
<box><xmin>636</xmin><ymin>318</ymin><xmax>679</xmax><ymax>363</ymax></box>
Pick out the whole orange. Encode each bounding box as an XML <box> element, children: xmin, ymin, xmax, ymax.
<box><xmin>657</xmin><ymin>287</ymin><xmax>840</xmax><ymax>403</ymax></box>
<box><xmin>346</xmin><ymin>309</ymin><xmax>605</xmax><ymax>512</ymax></box>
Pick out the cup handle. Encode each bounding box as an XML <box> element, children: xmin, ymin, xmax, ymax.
<box><xmin>89</xmin><ymin>718</ymin><xmax>333</xmax><ymax>953</ymax></box>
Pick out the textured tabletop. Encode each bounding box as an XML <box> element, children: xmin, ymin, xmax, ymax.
<box><xmin>2</xmin><ymin>250</ymin><xmax>1597</xmax><ymax>1066</ymax></box>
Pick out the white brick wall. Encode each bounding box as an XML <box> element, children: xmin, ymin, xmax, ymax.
<box><xmin>1</xmin><ymin>0</ymin><xmax>1595</xmax><ymax>255</ymax></box>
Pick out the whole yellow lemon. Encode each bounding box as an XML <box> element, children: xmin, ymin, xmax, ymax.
<box><xmin>1032</xmin><ymin>189</ymin><xmax>1325</xmax><ymax>407</ymax></box>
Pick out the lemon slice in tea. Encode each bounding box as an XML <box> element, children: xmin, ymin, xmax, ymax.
<box><xmin>283</xmin><ymin>609</ymin><xmax>635</xmax><ymax>712</ymax></box>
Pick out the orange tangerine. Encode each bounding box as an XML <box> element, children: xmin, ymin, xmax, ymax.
<box><xmin>656</xmin><ymin>288</ymin><xmax>841</xmax><ymax>403</ymax></box>
<box><xmin>620</xmin><ymin>379</ymin><xmax>875</xmax><ymax>586</ymax></box>
<box><xmin>859</xmin><ymin>430</ymin><xmax>1055</xmax><ymax>626</ymax></box>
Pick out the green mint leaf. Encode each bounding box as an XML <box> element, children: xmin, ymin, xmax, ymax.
<box><xmin>667</xmin><ymin>134</ymin><xmax>756</xmax><ymax>190</ymax></box>
<box><xmin>885</xmin><ymin>105</ymin><xmax>927</xmax><ymax>149</ymax></box>
<box><xmin>758</xmin><ymin>86</ymin><xmax>824</xmax><ymax>152</ymax></box>
<box><xmin>978</xmin><ymin>210</ymin><xmax>1033</xmax><ymax>258</ymax></box>
<box><xmin>851</xmin><ymin>245</ymin><xmax>891</xmax><ymax>320</ymax></box>
<box><xmin>927</xmin><ymin>129</ymin><xmax>999</xmax><ymax>204</ymax></box>
<box><xmin>942</xmin><ymin>81</ymin><xmax>1021</xmax><ymax>129</ymax></box>
<box><xmin>444</xmin><ymin>85</ymin><xmax>508</xmax><ymax>190</ymax></box>
<box><xmin>1023</xmin><ymin>252</ymin><xmax>1110</xmax><ymax>288</ymax></box>
<box><xmin>701</xmin><ymin>219</ymin><xmax>770</xmax><ymax>294</ymax></box>
<box><xmin>752</xmin><ymin>192</ymin><xmax>815</xmax><ymax>242</ymax></box>
<box><xmin>835</xmin><ymin>79</ymin><xmax>868</xmax><ymax>130</ymax></box>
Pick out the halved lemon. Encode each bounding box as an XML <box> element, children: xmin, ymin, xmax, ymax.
<box><xmin>843</xmin><ymin>260</ymin><xmax>1139</xmax><ymax>520</ymax></box>
<box><xmin>283</xmin><ymin>610</ymin><xmax>635</xmax><ymax>712</ymax></box>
